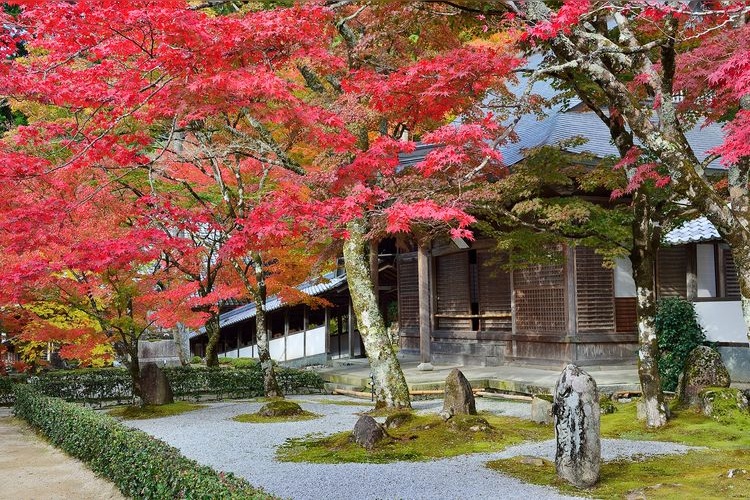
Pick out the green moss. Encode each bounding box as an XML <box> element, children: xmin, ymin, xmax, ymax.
<box><xmin>233</xmin><ymin>411</ymin><xmax>320</xmax><ymax>423</ymax></box>
<box><xmin>488</xmin><ymin>450</ymin><xmax>750</xmax><ymax>499</ymax></box>
<box><xmin>697</xmin><ymin>388</ymin><xmax>749</xmax><ymax>423</ymax></box>
<box><xmin>277</xmin><ymin>413</ymin><xmax>553</xmax><ymax>463</ymax></box>
<box><xmin>600</xmin><ymin>401</ymin><xmax>750</xmax><ymax>450</ymax></box>
<box><xmin>258</xmin><ymin>400</ymin><xmax>305</xmax><ymax>417</ymax></box>
<box><xmin>107</xmin><ymin>401</ymin><xmax>206</xmax><ymax>420</ymax></box>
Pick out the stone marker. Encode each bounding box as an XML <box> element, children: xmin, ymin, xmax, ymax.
<box><xmin>442</xmin><ymin>368</ymin><xmax>476</xmax><ymax>416</ymax></box>
<box><xmin>140</xmin><ymin>362</ymin><xmax>174</xmax><ymax>405</ymax></box>
<box><xmin>352</xmin><ymin>415</ymin><xmax>386</xmax><ymax>450</ymax></box>
<box><xmin>530</xmin><ymin>395</ymin><xmax>553</xmax><ymax>424</ymax></box>
<box><xmin>553</xmin><ymin>364</ymin><xmax>600</xmax><ymax>488</ymax></box>
<box><xmin>677</xmin><ymin>346</ymin><xmax>730</xmax><ymax>407</ymax></box>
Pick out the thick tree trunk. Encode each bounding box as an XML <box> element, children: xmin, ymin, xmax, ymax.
<box><xmin>254</xmin><ymin>256</ymin><xmax>282</xmax><ymax>398</ymax></box>
<box><xmin>630</xmin><ymin>193</ymin><xmax>668</xmax><ymax>428</ymax></box>
<box><xmin>126</xmin><ymin>344</ymin><xmax>142</xmax><ymax>402</ymax></box>
<box><xmin>204</xmin><ymin>312</ymin><xmax>221</xmax><ymax>367</ymax></box>
<box><xmin>343</xmin><ymin>219</ymin><xmax>411</xmax><ymax>409</ymax></box>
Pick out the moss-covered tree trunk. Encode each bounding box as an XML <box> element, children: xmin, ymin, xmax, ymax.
<box><xmin>253</xmin><ymin>254</ymin><xmax>281</xmax><ymax>398</ymax></box>
<box><xmin>630</xmin><ymin>192</ymin><xmax>668</xmax><ymax>428</ymax></box>
<box><xmin>343</xmin><ymin>219</ymin><xmax>411</xmax><ymax>409</ymax></box>
<box><xmin>204</xmin><ymin>312</ymin><xmax>220</xmax><ymax>367</ymax></box>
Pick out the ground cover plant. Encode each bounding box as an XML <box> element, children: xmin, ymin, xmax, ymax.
<box><xmin>487</xmin><ymin>400</ymin><xmax>750</xmax><ymax>498</ymax></box>
<box><xmin>277</xmin><ymin>412</ymin><xmax>553</xmax><ymax>464</ymax></box>
<box><xmin>12</xmin><ymin>384</ymin><xmax>276</xmax><ymax>499</ymax></box>
<box><xmin>107</xmin><ymin>401</ymin><xmax>206</xmax><ymax>420</ymax></box>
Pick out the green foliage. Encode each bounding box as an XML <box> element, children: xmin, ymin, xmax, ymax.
<box><xmin>191</xmin><ymin>355</ymin><xmax>202</xmax><ymax>364</ymax></box>
<box><xmin>26</xmin><ymin>365</ymin><xmax>323</xmax><ymax>404</ymax></box>
<box><xmin>12</xmin><ymin>385</ymin><xmax>275</xmax><ymax>499</ymax></box>
<box><xmin>226</xmin><ymin>357</ymin><xmax>258</xmax><ymax>369</ymax></box>
<box><xmin>655</xmin><ymin>297</ymin><xmax>708</xmax><ymax>391</ymax></box>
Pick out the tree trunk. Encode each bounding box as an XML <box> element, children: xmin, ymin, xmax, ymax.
<box><xmin>127</xmin><ymin>344</ymin><xmax>142</xmax><ymax>403</ymax></box>
<box><xmin>254</xmin><ymin>255</ymin><xmax>282</xmax><ymax>398</ymax></box>
<box><xmin>343</xmin><ymin>219</ymin><xmax>411</xmax><ymax>409</ymax></box>
<box><xmin>204</xmin><ymin>312</ymin><xmax>221</xmax><ymax>367</ymax></box>
<box><xmin>630</xmin><ymin>193</ymin><xmax>668</xmax><ymax>428</ymax></box>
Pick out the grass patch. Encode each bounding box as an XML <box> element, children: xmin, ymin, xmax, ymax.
<box><xmin>600</xmin><ymin>401</ymin><xmax>750</xmax><ymax>450</ymax></box>
<box><xmin>277</xmin><ymin>412</ymin><xmax>553</xmax><ymax>463</ymax></box>
<box><xmin>233</xmin><ymin>411</ymin><xmax>320</xmax><ymax>423</ymax></box>
<box><xmin>487</xmin><ymin>400</ymin><xmax>750</xmax><ymax>498</ymax></box>
<box><xmin>107</xmin><ymin>401</ymin><xmax>206</xmax><ymax>420</ymax></box>
<box><xmin>488</xmin><ymin>450</ymin><xmax>750</xmax><ymax>499</ymax></box>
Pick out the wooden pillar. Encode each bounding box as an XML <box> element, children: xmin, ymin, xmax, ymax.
<box><xmin>236</xmin><ymin>330</ymin><xmax>240</xmax><ymax>358</ymax></box>
<box><xmin>565</xmin><ymin>246</ymin><xmax>578</xmax><ymax>362</ymax></box>
<box><xmin>687</xmin><ymin>244</ymin><xmax>698</xmax><ymax>300</ymax></box>
<box><xmin>284</xmin><ymin>310</ymin><xmax>289</xmax><ymax>362</ymax></box>
<box><xmin>303</xmin><ymin>306</ymin><xmax>308</xmax><ymax>358</ymax></box>
<box><xmin>324</xmin><ymin>307</ymin><xmax>330</xmax><ymax>355</ymax></box>
<box><xmin>510</xmin><ymin>268</ymin><xmax>517</xmax><ymax>359</ymax></box>
<box><xmin>417</xmin><ymin>244</ymin><xmax>433</xmax><ymax>370</ymax></box>
<box><xmin>347</xmin><ymin>299</ymin><xmax>355</xmax><ymax>358</ymax></box>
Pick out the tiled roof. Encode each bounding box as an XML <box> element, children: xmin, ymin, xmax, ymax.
<box><xmin>189</xmin><ymin>271</ymin><xmax>348</xmax><ymax>338</ymax></box>
<box><xmin>663</xmin><ymin>216</ymin><xmax>721</xmax><ymax>245</ymax></box>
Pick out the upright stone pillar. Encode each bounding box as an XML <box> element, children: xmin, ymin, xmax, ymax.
<box><xmin>552</xmin><ymin>364</ymin><xmax>600</xmax><ymax>488</ymax></box>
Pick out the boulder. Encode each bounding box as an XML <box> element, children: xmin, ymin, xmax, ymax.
<box><xmin>553</xmin><ymin>364</ymin><xmax>600</xmax><ymax>488</ymax></box>
<box><xmin>257</xmin><ymin>400</ymin><xmax>304</xmax><ymax>417</ymax></box>
<box><xmin>531</xmin><ymin>395</ymin><xmax>553</xmax><ymax>424</ymax></box>
<box><xmin>698</xmin><ymin>387</ymin><xmax>749</xmax><ymax>422</ymax></box>
<box><xmin>140</xmin><ymin>362</ymin><xmax>174</xmax><ymax>406</ymax></box>
<box><xmin>677</xmin><ymin>346</ymin><xmax>730</xmax><ymax>407</ymax></box>
<box><xmin>442</xmin><ymin>368</ymin><xmax>476</xmax><ymax>416</ymax></box>
<box><xmin>352</xmin><ymin>415</ymin><xmax>386</xmax><ymax>450</ymax></box>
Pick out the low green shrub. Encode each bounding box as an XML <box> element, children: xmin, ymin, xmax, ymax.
<box><xmin>655</xmin><ymin>297</ymin><xmax>708</xmax><ymax>392</ymax></box>
<box><xmin>0</xmin><ymin>374</ymin><xmax>27</xmax><ymax>406</ymax></box>
<box><xmin>191</xmin><ymin>355</ymin><xmax>203</xmax><ymax>364</ymax></box>
<box><xmin>26</xmin><ymin>364</ymin><xmax>324</xmax><ymax>404</ymax></box>
<box><xmin>12</xmin><ymin>385</ymin><xmax>274</xmax><ymax>499</ymax></box>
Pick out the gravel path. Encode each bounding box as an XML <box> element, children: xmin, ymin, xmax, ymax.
<box><xmin>126</xmin><ymin>396</ymin><xmax>696</xmax><ymax>500</ymax></box>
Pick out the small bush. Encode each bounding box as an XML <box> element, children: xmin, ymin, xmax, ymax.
<box><xmin>228</xmin><ymin>358</ymin><xmax>258</xmax><ymax>369</ymax></box>
<box><xmin>191</xmin><ymin>355</ymin><xmax>203</xmax><ymax>364</ymax></box>
<box><xmin>655</xmin><ymin>297</ymin><xmax>708</xmax><ymax>392</ymax></box>
<box><xmin>0</xmin><ymin>374</ymin><xmax>27</xmax><ymax>406</ymax></box>
<box><xmin>12</xmin><ymin>385</ymin><xmax>275</xmax><ymax>499</ymax></box>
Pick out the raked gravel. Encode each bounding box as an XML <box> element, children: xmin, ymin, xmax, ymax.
<box><xmin>125</xmin><ymin>395</ymin><xmax>698</xmax><ymax>500</ymax></box>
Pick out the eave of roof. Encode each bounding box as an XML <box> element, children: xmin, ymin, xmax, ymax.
<box><xmin>189</xmin><ymin>271</ymin><xmax>348</xmax><ymax>339</ymax></box>
<box><xmin>663</xmin><ymin>216</ymin><xmax>721</xmax><ymax>245</ymax></box>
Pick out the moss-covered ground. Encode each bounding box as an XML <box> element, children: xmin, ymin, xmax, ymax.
<box><xmin>487</xmin><ymin>401</ymin><xmax>750</xmax><ymax>499</ymax></box>
<box><xmin>107</xmin><ymin>401</ymin><xmax>206</xmax><ymax>419</ymax></box>
<box><xmin>232</xmin><ymin>411</ymin><xmax>320</xmax><ymax>423</ymax></box>
<box><xmin>276</xmin><ymin>412</ymin><xmax>553</xmax><ymax>463</ymax></box>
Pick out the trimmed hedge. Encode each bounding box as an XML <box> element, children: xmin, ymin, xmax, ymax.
<box><xmin>13</xmin><ymin>385</ymin><xmax>276</xmax><ymax>499</ymax></box>
<box><xmin>0</xmin><ymin>374</ymin><xmax>27</xmax><ymax>406</ymax></box>
<box><xmin>26</xmin><ymin>365</ymin><xmax>324</xmax><ymax>404</ymax></box>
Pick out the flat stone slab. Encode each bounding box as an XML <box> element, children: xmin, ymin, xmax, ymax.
<box><xmin>0</xmin><ymin>416</ymin><xmax>124</xmax><ymax>500</ymax></box>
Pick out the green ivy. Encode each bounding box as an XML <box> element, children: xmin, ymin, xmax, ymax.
<box><xmin>23</xmin><ymin>365</ymin><xmax>324</xmax><ymax>405</ymax></box>
<box><xmin>12</xmin><ymin>385</ymin><xmax>276</xmax><ymax>499</ymax></box>
<box><xmin>655</xmin><ymin>297</ymin><xmax>708</xmax><ymax>392</ymax></box>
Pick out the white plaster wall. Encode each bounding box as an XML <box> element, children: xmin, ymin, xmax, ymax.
<box><xmin>222</xmin><ymin>350</ymin><xmax>238</xmax><ymax>358</ymax></box>
<box><xmin>269</xmin><ymin>337</ymin><xmax>285</xmax><ymax>361</ymax></box>
<box><xmin>287</xmin><ymin>332</ymin><xmax>304</xmax><ymax>360</ymax></box>
<box><xmin>694</xmin><ymin>301</ymin><xmax>748</xmax><ymax>343</ymax></box>
<box><xmin>614</xmin><ymin>257</ymin><xmax>637</xmax><ymax>297</ymax></box>
<box><xmin>238</xmin><ymin>346</ymin><xmax>255</xmax><ymax>358</ymax></box>
<box><xmin>305</xmin><ymin>326</ymin><xmax>326</xmax><ymax>356</ymax></box>
<box><xmin>696</xmin><ymin>244</ymin><xmax>717</xmax><ymax>298</ymax></box>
